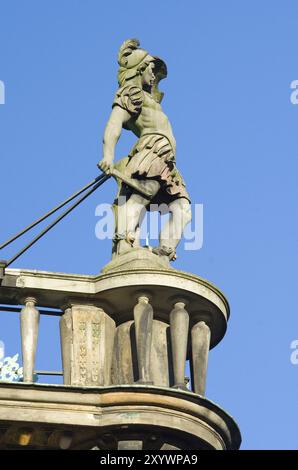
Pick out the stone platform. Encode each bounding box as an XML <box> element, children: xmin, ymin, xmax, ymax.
<box><xmin>0</xmin><ymin>382</ymin><xmax>241</xmax><ymax>450</ymax></box>
<box><xmin>0</xmin><ymin>263</ymin><xmax>240</xmax><ymax>450</ymax></box>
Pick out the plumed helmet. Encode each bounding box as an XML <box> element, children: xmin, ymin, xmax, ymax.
<box><xmin>117</xmin><ymin>39</ymin><xmax>167</xmax><ymax>94</ymax></box>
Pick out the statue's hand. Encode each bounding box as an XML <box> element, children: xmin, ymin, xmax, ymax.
<box><xmin>97</xmin><ymin>159</ymin><xmax>114</xmax><ymax>175</ymax></box>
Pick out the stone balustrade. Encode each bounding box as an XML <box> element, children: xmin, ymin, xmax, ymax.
<box><xmin>0</xmin><ymin>266</ymin><xmax>240</xmax><ymax>450</ymax></box>
<box><xmin>1</xmin><ymin>267</ymin><xmax>229</xmax><ymax>397</ymax></box>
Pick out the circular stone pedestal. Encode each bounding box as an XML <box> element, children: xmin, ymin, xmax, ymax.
<box><xmin>94</xmin><ymin>265</ymin><xmax>229</xmax><ymax>348</ymax></box>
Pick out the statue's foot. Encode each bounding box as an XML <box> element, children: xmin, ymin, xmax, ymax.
<box><xmin>152</xmin><ymin>245</ymin><xmax>177</xmax><ymax>261</ymax></box>
<box><xmin>126</xmin><ymin>231</ymin><xmax>136</xmax><ymax>246</ymax></box>
<box><xmin>113</xmin><ymin>231</ymin><xmax>136</xmax><ymax>247</ymax></box>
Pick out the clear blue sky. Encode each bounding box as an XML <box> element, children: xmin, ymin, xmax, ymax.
<box><xmin>1</xmin><ymin>0</ymin><xmax>298</xmax><ymax>450</ymax></box>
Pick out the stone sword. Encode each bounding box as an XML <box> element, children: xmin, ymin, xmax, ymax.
<box><xmin>109</xmin><ymin>167</ymin><xmax>153</xmax><ymax>199</ymax></box>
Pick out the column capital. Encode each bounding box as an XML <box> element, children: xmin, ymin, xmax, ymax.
<box><xmin>169</xmin><ymin>294</ymin><xmax>190</xmax><ymax>308</ymax></box>
<box><xmin>192</xmin><ymin>320</ymin><xmax>210</xmax><ymax>331</ymax></box>
<box><xmin>134</xmin><ymin>290</ymin><xmax>153</xmax><ymax>303</ymax></box>
<box><xmin>22</xmin><ymin>296</ymin><xmax>38</xmax><ymax>306</ymax></box>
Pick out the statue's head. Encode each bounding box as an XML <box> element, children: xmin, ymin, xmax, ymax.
<box><xmin>117</xmin><ymin>39</ymin><xmax>167</xmax><ymax>102</ymax></box>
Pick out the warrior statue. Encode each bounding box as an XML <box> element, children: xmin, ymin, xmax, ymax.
<box><xmin>98</xmin><ymin>39</ymin><xmax>191</xmax><ymax>262</ymax></box>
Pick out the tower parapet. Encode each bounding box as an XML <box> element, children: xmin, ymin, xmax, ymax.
<box><xmin>0</xmin><ymin>260</ymin><xmax>241</xmax><ymax>450</ymax></box>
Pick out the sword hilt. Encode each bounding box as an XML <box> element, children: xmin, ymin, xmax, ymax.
<box><xmin>110</xmin><ymin>168</ymin><xmax>153</xmax><ymax>199</ymax></box>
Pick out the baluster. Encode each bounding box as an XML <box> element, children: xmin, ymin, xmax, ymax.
<box><xmin>133</xmin><ymin>295</ymin><xmax>153</xmax><ymax>384</ymax></box>
<box><xmin>170</xmin><ymin>301</ymin><xmax>189</xmax><ymax>389</ymax></box>
<box><xmin>60</xmin><ymin>307</ymin><xmax>72</xmax><ymax>385</ymax></box>
<box><xmin>191</xmin><ymin>321</ymin><xmax>211</xmax><ymax>395</ymax></box>
<box><xmin>20</xmin><ymin>297</ymin><xmax>40</xmax><ymax>382</ymax></box>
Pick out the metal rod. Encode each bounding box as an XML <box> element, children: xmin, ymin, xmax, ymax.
<box><xmin>0</xmin><ymin>173</ymin><xmax>107</xmax><ymax>251</ymax></box>
<box><xmin>6</xmin><ymin>174</ymin><xmax>110</xmax><ymax>267</ymax></box>
<box><xmin>34</xmin><ymin>370</ymin><xmax>63</xmax><ymax>376</ymax></box>
<box><xmin>0</xmin><ymin>305</ymin><xmax>63</xmax><ymax>316</ymax></box>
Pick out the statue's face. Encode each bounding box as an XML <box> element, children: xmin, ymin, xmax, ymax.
<box><xmin>141</xmin><ymin>62</ymin><xmax>155</xmax><ymax>88</ymax></box>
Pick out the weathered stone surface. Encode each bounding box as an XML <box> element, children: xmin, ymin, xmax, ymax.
<box><xmin>0</xmin><ymin>382</ymin><xmax>242</xmax><ymax>450</ymax></box>
<box><xmin>170</xmin><ymin>302</ymin><xmax>189</xmax><ymax>389</ymax></box>
<box><xmin>0</xmin><ymin>34</ymin><xmax>242</xmax><ymax>451</ymax></box>
<box><xmin>160</xmin><ymin>443</ymin><xmax>180</xmax><ymax>450</ymax></box>
<box><xmin>111</xmin><ymin>319</ymin><xmax>171</xmax><ymax>387</ymax></box>
<box><xmin>98</xmin><ymin>39</ymin><xmax>191</xmax><ymax>264</ymax></box>
<box><xmin>150</xmin><ymin>320</ymin><xmax>171</xmax><ymax>387</ymax></box>
<box><xmin>101</xmin><ymin>247</ymin><xmax>170</xmax><ymax>273</ymax></box>
<box><xmin>0</xmin><ymin>261</ymin><xmax>6</xmax><ymax>284</ymax></box>
<box><xmin>111</xmin><ymin>320</ymin><xmax>173</xmax><ymax>387</ymax></box>
<box><xmin>60</xmin><ymin>303</ymin><xmax>115</xmax><ymax>386</ymax></box>
<box><xmin>134</xmin><ymin>296</ymin><xmax>153</xmax><ymax>384</ymax></box>
<box><xmin>60</xmin><ymin>310</ymin><xmax>72</xmax><ymax>385</ymax></box>
<box><xmin>191</xmin><ymin>321</ymin><xmax>211</xmax><ymax>396</ymax></box>
<box><xmin>111</xmin><ymin>321</ymin><xmax>135</xmax><ymax>385</ymax></box>
<box><xmin>118</xmin><ymin>440</ymin><xmax>143</xmax><ymax>450</ymax></box>
<box><xmin>20</xmin><ymin>297</ymin><xmax>40</xmax><ymax>382</ymax></box>
<box><xmin>1</xmin><ymin>267</ymin><xmax>229</xmax><ymax>348</ymax></box>
<box><xmin>0</xmin><ymin>265</ymin><xmax>240</xmax><ymax>449</ymax></box>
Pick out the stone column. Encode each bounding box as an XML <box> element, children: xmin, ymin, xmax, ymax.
<box><xmin>111</xmin><ymin>319</ymin><xmax>170</xmax><ymax>387</ymax></box>
<box><xmin>60</xmin><ymin>307</ymin><xmax>72</xmax><ymax>385</ymax></box>
<box><xmin>133</xmin><ymin>295</ymin><xmax>153</xmax><ymax>384</ymax></box>
<box><xmin>150</xmin><ymin>320</ymin><xmax>170</xmax><ymax>387</ymax></box>
<box><xmin>111</xmin><ymin>320</ymin><xmax>135</xmax><ymax>385</ymax></box>
<box><xmin>170</xmin><ymin>301</ymin><xmax>189</xmax><ymax>389</ymax></box>
<box><xmin>191</xmin><ymin>321</ymin><xmax>211</xmax><ymax>396</ymax></box>
<box><xmin>20</xmin><ymin>297</ymin><xmax>40</xmax><ymax>382</ymax></box>
<box><xmin>60</xmin><ymin>303</ymin><xmax>115</xmax><ymax>386</ymax></box>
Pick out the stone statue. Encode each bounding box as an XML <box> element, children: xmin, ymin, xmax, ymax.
<box><xmin>98</xmin><ymin>39</ymin><xmax>191</xmax><ymax>264</ymax></box>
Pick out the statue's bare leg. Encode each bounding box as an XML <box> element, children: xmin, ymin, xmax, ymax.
<box><xmin>156</xmin><ymin>198</ymin><xmax>192</xmax><ymax>258</ymax></box>
<box><xmin>133</xmin><ymin>205</ymin><xmax>147</xmax><ymax>248</ymax></box>
<box><xmin>115</xmin><ymin>180</ymin><xmax>160</xmax><ymax>254</ymax></box>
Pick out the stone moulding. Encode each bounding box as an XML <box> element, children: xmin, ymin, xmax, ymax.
<box><xmin>0</xmin><ymin>382</ymin><xmax>241</xmax><ymax>450</ymax></box>
<box><xmin>1</xmin><ymin>266</ymin><xmax>229</xmax><ymax>348</ymax></box>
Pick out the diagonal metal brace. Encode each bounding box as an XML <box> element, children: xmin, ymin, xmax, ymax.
<box><xmin>0</xmin><ymin>167</ymin><xmax>152</xmax><ymax>269</ymax></box>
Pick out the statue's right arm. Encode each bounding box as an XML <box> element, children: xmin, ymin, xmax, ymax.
<box><xmin>98</xmin><ymin>106</ymin><xmax>131</xmax><ymax>173</ymax></box>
